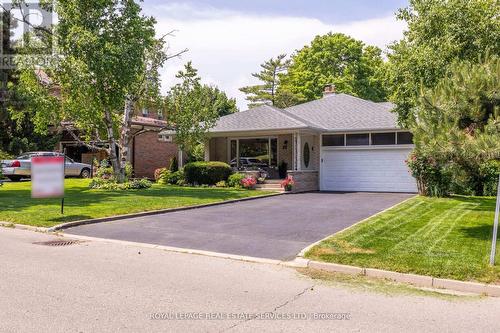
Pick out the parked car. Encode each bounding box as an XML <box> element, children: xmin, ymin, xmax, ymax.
<box><xmin>0</xmin><ymin>151</ymin><xmax>91</xmax><ymax>182</ymax></box>
<box><xmin>230</xmin><ymin>157</ymin><xmax>268</xmax><ymax>168</ymax></box>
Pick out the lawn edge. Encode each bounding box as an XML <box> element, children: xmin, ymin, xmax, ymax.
<box><xmin>45</xmin><ymin>192</ymin><xmax>282</xmax><ymax>232</ymax></box>
<box><xmin>285</xmin><ymin>259</ymin><xmax>500</xmax><ymax>297</ymax></box>
<box><xmin>297</xmin><ymin>195</ymin><xmax>418</xmax><ymax>258</ymax></box>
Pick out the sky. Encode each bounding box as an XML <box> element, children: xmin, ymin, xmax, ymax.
<box><xmin>141</xmin><ymin>0</ymin><xmax>409</xmax><ymax>110</ymax></box>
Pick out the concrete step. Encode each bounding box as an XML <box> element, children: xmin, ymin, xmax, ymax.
<box><xmin>264</xmin><ymin>179</ymin><xmax>285</xmax><ymax>184</ymax></box>
<box><xmin>256</xmin><ymin>183</ymin><xmax>282</xmax><ymax>189</ymax></box>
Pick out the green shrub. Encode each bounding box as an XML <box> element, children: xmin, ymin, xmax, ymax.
<box><xmin>157</xmin><ymin>169</ymin><xmax>185</xmax><ymax>185</ymax></box>
<box><xmin>228</xmin><ymin>173</ymin><xmax>245</xmax><ymax>188</ymax></box>
<box><xmin>406</xmin><ymin>151</ymin><xmax>451</xmax><ymax>197</ymax></box>
<box><xmin>215</xmin><ymin>180</ymin><xmax>227</xmax><ymax>188</ymax></box>
<box><xmin>481</xmin><ymin>160</ymin><xmax>500</xmax><ymax>196</ymax></box>
<box><xmin>154</xmin><ymin>168</ymin><xmax>168</xmax><ymax>182</ymax></box>
<box><xmin>0</xmin><ymin>150</ymin><xmax>12</xmax><ymax>160</ymax></box>
<box><xmin>169</xmin><ymin>156</ymin><xmax>179</xmax><ymax>172</ymax></box>
<box><xmin>184</xmin><ymin>161</ymin><xmax>232</xmax><ymax>185</ymax></box>
<box><xmin>89</xmin><ymin>178</ymin><xmax>152</xmax><ymax>190</ymax></box>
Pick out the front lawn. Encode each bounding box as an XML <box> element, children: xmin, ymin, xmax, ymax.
<box><xmin>0</xmin><ymin>179</ymin><xmax>272</xmax><ymax>227</ymax></box>
<box><xmin>306</xmin><ymin>196</ymin><xmax>500</xmax><ymax>283</ymax></box>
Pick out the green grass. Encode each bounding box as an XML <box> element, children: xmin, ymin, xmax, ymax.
<box><xmin>0</xmin><ymin>179</ymin><xmax>271</xmax><ymax>227</ymax></box>
<box><xmin>306</xmin><ymin>196</ymin><xmax>500</xmax><ymax>283</ymax></box>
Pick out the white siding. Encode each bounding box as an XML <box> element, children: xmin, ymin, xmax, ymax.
<box><xmin>321</xmin><ymin>148</ymin><xmax>417</xmax><ymax>193</ymax></box>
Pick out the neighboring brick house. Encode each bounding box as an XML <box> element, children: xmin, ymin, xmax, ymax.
<box><xmin>58</xmin><ymin>109</ymin><xmax>180</xmax><ymax>179</ymax></box>
<box><xmin>36</xmin><ymin>69</ymin><xmax>180</xmax><ymax>179</ymax></box>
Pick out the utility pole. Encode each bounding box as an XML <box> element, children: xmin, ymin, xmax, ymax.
<box><xmin>489</xmin><ymin>174</ymin><xmax>500</xmax><ymax>266</ymax></box>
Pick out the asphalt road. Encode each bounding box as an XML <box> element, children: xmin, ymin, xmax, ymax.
<box><xmin>1</xmin><ymin>228</ymin><xmax>499</xmax><ymax>333</ymax></box>
<box><xmin>66</xmin><ymin>192</ymin><xmax>414</xmax><ymax>260</ymax></box>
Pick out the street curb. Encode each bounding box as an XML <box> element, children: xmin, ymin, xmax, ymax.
<box><xmin>59</xmin><ymin>233</ymin><xmax>285</xmax><ymax>266</ymax></box>
<box><xmin>47</xmin><ymin>192</ymin><xmax>283</xmax><ymax>232</ymax></box>
<box><xmin>0</xmin><ymin>221</ymin><xmax>48</xmax><ymax>233</ymax></box>
<box><xmin>296</xmin><ymin>195</ymin><xmax>418</xmax><ymax>258</ymax></box>
<box><xmin>304</xmin><ymin>260</ymin><xmax>500</xmax><ymax>297</ymax></box>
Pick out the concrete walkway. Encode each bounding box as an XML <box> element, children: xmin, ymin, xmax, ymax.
<box><xmin>1</xmin><ymin>228</ymin><xmax>499</xmax><ymax>333</ymax></box>
<box><xmin>66</xmin><ymin>192</ymin><xmax>414</xmax><ymax>260</ymax></box>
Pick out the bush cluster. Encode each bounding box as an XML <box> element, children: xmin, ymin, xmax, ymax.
<box><xmin>183</xmin><ymin>161</ymin><xmax>232</xmax><ymax>185</ymax></box>
<box><xmin>89</xmin><ymin>160</ymin><xmax>151</xmax><ymax>190</ymax></box>
<box><xmin>89</xmin><ymin>178</ymin><xmax>152</xmax><ymax>190</ymax></box>
<box><xmin>406</xmin><ymin>152</ymin><xmax>451</xmax><ymax>197</ymax></box>
<box><xmin>407</xmin><ymin>152</ymin><xmax>499</xmax><ymax>197</ymax></box>
<box><xmin>227</xmin><ymin>173</ymin><xmax>245</xmax><ymax>188</ymax></box>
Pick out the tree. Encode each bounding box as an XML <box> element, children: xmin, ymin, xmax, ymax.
<box><xmin>279</xmin><ymin>33</ymin><xmax>387</xmax><ymax>103</ymax></box>
<box><xmin>386</xmin><ymin>0</ymin><xmax>500</xmax><ymax>126</ymax></box>
<box><xmin>165</xmin><ymin>62</ymin><xmax>221</xmax><ymax>151</ymax></box>
<box><xmin>411</xmin><ymin>57</ymin><xmax>500</xmax><ymax>196</ymax></box>
<box><xmin>14</xmin><ymin>0</ymin><xmax>181</xmax><ymax>182</ymax></box>
<box><xmin>0</xmin><ymin>6</ymin><xmax>58</xmax><ymax>155</ymax></box>
<box><xmin>239</xmin><ymin>54</ymin><xmax>293</xmax><ymax>108</ymax></box>
<box><xmin>205</xmin><ymin>85</ymin><xmax>238</xmax><ymax>117</ymax></box>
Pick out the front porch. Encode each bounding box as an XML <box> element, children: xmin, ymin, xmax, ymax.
<box><xmin>205</xmin><ymin>131</ymin><xmax>320</xmax><ymax>192</ymax></box>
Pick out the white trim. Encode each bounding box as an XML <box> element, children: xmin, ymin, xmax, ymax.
<box><xmin>322</xmin><ymin>145</ymin><xmax>415</xmax><ymax>151</ymax></box>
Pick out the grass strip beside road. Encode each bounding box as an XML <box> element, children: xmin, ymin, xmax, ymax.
<box><xmin>306</xmin><ymin>196</ymin><xmax>500</xmax><ymax>283</ymax></box>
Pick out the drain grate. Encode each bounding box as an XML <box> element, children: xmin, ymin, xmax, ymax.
<box><xmin>33</xmin><ymin>239</ymin><xmax>82</xmax><ymax>247</ymax></box>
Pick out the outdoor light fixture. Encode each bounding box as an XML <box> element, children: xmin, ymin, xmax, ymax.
<box><xmin>283</xmin><ymin>140</ymin><xmax>288</xmax><ymax>150</ymax></box>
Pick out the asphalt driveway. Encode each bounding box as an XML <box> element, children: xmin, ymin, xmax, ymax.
<box><xmin>66</xmin><ymin>192</ymin><xmax>414</xmax><ymax>260</ymax></box>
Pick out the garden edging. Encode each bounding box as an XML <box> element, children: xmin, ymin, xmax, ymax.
<box><xmin>291</xmin><ymin>259</ymin><xmax>500</xmax><ymax>297</ymax></box>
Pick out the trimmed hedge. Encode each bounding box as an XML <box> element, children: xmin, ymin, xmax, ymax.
<box><xmin>184</xmin><ymin>161</ymin><xmax>232</xmax><ymax>185</ymax></box>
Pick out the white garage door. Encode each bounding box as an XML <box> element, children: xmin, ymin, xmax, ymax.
<box><xmin>321</xmin><ymin>148</ymin><xmax>417</xmax><ymax>193</ymax></box>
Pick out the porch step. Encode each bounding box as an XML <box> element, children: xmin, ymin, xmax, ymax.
<box><xmin>255</xmin><ymin>182</ymin><xmax>284</xmax><ymax>192</ymax></box>
<box><xmin>263</xmin><ymin>179</ymin><xmax>284</xmax><ymax>185</ymax></box>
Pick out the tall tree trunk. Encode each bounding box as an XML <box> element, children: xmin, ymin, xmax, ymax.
<box><xmin>104</xmin><ymin>109</ymin><xmax>123</xmax><ymax>182</ymax></box>
<box><xmin>120</xmin><ymin>97</ymin><xmax>134</xmax><ymax>173</ymax></box>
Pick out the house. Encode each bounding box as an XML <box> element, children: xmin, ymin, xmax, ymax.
<box><xmin>34</xmin><ymin>70</ymin><xmax>180</xmax><ymax>179</ymax></box>
<box><xmin>205</xmin><ymin>86</ymin><xmax>417</xmax><ymax>193</ymax></box>
<box><xmin>57</xmin><ymin>109</ymin><xmax>180</xmax><ymax>179</ymax></box>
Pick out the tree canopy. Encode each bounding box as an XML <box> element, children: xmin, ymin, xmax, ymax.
<box><xmin>279</xmin><ymin>33</ymin><xmax>387</xmax><ymax>103</ymax></box>
<box><xmin>411</xmin><ymin>57</ymin><xmax>500</xmax><ymax>196</ymax></box>
<box><xmin>165</xmin><ymin>62</ymin><xmax>229</xmax><ymax>151</ymax></box>
<box><xmin>239</xmin><ymin>54</ymin><xmax>295</xmax><ymax>109</ymax></box>
<box><xmin>385</xmin><ymin>0</ymin><xmax>500</xmax><ymax>126</ymax></box>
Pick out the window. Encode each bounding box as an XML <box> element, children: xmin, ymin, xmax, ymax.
<box><xmin>158</xmin><ymin>134</ymin><xmax>172</xmax><ymax>142</ymax></box>
<box><xmin>303</xmin><ymin>142</ymin><xmax>310</xmax><ymax>168</ymax></box>
<box><xmin>346</xmin><ymin>133</ymin><xmax>369</xmax><ymax>146</ymax></box>
<box><xmin>322</xmin><ymin>134</ymin><xmax>344</xmax><ymax>146</ymax></box>
<box><xmin>372</xmin><ymin>132</ymin><xmax>396</xmax><ymax>145</ymax></box>
<box><xmin>397</xmin><ymin>132</ymin><xmax>414</xmax><ymax>144</ymax></box>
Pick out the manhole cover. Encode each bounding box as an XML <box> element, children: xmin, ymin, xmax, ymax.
<box><xmin>33</xmin><ymin>239</ymin><xmax>82</xmax><ymax>247</ymax></box>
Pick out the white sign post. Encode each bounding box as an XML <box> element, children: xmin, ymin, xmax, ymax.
<box><xmin>32</xmin><ymin>156</ymin><xmax>65</xmax><ymax>213</ymax></box>
<box><xmin>489</xmin><ymin>174</ymin><xmax>500</xmax><ymax>266</ymax></box>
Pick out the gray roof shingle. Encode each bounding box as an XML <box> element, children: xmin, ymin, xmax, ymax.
<box><xmin>209</xmin><ymin>104</ymin><xmax>308</xmax><ymax>133</ymax></box>
<box><xmin>285</xmin><ymin>93</ymin><xmax>399</xmax><ymax>131</ymax></box>
<box><xmin>209</xmin><ymin>93</ymin><xmax>400</xmax><ymax>134</ymax></box>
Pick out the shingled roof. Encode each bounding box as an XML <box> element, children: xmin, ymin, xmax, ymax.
<box><xmin>209</xmin><ymin>93</ymin><xmax>400</xmax><ymax>134</ymax></box>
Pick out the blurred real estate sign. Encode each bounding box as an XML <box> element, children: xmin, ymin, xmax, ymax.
<box><xmin>32</xmin><ymin>156</ymin><xmax>64</xmax><ymax>199</ymax></box>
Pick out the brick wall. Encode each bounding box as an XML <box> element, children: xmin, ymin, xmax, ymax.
<box><xmin>287</xmin><ymin>171</ymin><xmax>319</xmax><ymax>193</ymax></box>
<box><xmin>133</xmin><ymin>132</ymin><xmax>178</xmax><ymax>179</ymax></box>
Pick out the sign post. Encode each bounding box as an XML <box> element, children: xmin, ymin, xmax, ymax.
<box><xmin>489</xmin><ymin>174</ymin><xmax>500</xmax><ymax>266</ymax></box>
<box><xmin>32</xmin><ymin>156</ymin><xmax>65</xmax><ymax>214</ymax></box>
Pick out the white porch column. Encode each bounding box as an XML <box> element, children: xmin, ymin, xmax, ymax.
<box><xmin>204</xmin><ymin>140</ymin><xmax>210</xmax><ymax>161</ymax></box>
<box><xmin>178</xmin><ymin>149</ymin><xmax>184</xmax><ymax>168</ymax></box>
<box><xmin>296</xmin><ymin>132</ymin><xmax>302</xmax><ymax>171</ymax></box>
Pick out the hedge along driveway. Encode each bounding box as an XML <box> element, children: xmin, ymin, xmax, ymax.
<box><xmin>0</xmin><ymin>179</ymin><xmax>270</xmax><ymax>228</ymax></box>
